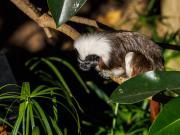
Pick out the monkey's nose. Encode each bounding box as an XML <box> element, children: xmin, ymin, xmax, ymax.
<box><xmin>79</xmin><ymin>63</ymin><xmax>91</xmax><ymax>71</ymax></box>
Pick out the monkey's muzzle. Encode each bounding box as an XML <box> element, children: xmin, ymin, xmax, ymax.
<box><xmin>79</xmin><ymin>60</ymin><xmax>99</xmax><ymax>71</ymax></box>
<box><xmin>79</xmin><ymin>62</ymin><xmax>91</xmax><ymax>71</ymax></box>
<box><xmin>78</xmin><ymin>55</ymin><xmax>100</xmax><ymax>71</ymax></box>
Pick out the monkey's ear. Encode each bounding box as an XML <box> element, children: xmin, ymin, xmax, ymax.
<box><xmin>125</xmin><ymin>52</ymin><xmax>134</xmax><ymax>77</ymax></box>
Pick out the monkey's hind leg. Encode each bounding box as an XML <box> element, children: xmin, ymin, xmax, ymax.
<box><xmin>128</xmin><ymin>52</ymin><xmax>162</xmax><ymax>121</ymax></box>
<box><xmin>127</xmin><ymin>52</ymin><xmax>152</xmax><ymax>77</ymax></box>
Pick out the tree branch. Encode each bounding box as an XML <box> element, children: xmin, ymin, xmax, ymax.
<box><xmin>70</xmin><ymin>16</ymin><xmax>99</xmax><ymax>28</ymax></box>
<box><xmin>10</xmin><ymin>0</ymin><xmax>80</xmax><ymax>40</ymax></box>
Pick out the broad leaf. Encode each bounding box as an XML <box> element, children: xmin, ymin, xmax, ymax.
<box><xmin>110</xmin><ymin>71</ymin><xmax>180</xmax><ymax>104</ymax></box>
<box><xmin>47</xmin><ymin>0</ymin><xmax>87</xmax><ymax>26</ymax></box>
<box><xmin>149</xmin><ymin>97</ymin><xmax>180</xmax><ymax>135</ymax></box>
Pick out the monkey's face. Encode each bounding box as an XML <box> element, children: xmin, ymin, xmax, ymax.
<box><xmin>78</xmin><ymin>55</ymin><xmax>100</xmax><ymax>71</ymax></box>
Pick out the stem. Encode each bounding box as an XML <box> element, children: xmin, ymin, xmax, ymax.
<box><xmin>110</xmin><ymin>103</ymin><xmax>119</xmax><ymax>135</ymax></box>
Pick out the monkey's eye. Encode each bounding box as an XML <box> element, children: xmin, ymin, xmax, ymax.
<box><xmin>78</xmin><ymin>57</ymin><xmax>84</xmax><ymax>62</ymax></box>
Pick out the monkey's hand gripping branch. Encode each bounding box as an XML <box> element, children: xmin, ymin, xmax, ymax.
<box><xmin>110</xmin><ymin>76</ymin><xmax>128</xmax><ymax>84</ymax></box>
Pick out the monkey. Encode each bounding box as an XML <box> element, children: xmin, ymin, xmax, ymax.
<box><xmin>74</xmin><ymin>31</ymin><xmax>164</xmax><ymax>122</ymax></box>
<box><xmin>74</xmin><ymin>31</ymin><xmax>164</xmax><ymax>79</ymax></box>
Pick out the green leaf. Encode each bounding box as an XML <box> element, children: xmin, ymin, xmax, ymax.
<box><xmin>149</xmin><ymin>97</ymin><xmax>180</xmax><ymax>135</ymax></box>
<box><xmin>41</xmin><ymin>58</ymin><xmax>72</xmax><ymax>96</ymax></box>
<box><xmin>12</xmin><ymin>83</ymin><xmax>29</xmax><ymax>134</ymax></box>
<box><xmin>50</xmin><ymin>117</ymin><xmax>63</xmax><ymax>135</ymax></box>
<box><xmin>26</xmin><ymin>105</ymin><xmax>30</xmax><ymax>135</ymax></box>
<box><xmin>47</xmin><ymin>0</ymin><xmax>87</xmax><ymax>26</ymax></box>
<box><xmin>110</xmin><ymin>71</ymin><xmax>180</xmax><ymax>104</ymax></box>
<box><xmin>32</xmin><ymin>127</ymin><xmax>40</xmax><ymax>135</ymax></box>
<box><xmin>21</xmin><ymin>82</ymin><xmax>31</xmax><ymax>97</ymax></box>
<box><xmin>32</xmin><ymin>100</ymin><xmax>53</xmax><ymax>135</ymax></box>
<box><xmin>0</xmin><ymin>117</ymin><xmax>14</xmax><ymax>130</ymax></box>
<box><xmin>12</xmin><ymin>102</ymin><xmax>27</xmax><ymax>135</ymax></box>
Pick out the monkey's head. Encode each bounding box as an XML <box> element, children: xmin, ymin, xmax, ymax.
<box><xmin>78</xmin><ymin>55</ymin><xmax>100</xmax><ymax>71</ymax></box>
<box><xmin>74</xmin><ymin>33</ymin><xmax>112</xmax><ymax>71</ymax></box>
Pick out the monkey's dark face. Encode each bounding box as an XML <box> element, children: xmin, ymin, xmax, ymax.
<box><xmin>78</xmin><ymin>55</ymin><xmax>100</xmax><ymax>71</ymax></box>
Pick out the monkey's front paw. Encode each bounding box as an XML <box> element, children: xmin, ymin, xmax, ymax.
<box><xmin>98</xmin><ymin>70</ymin><xmax>111</xmax><ymax>79</ymax></box>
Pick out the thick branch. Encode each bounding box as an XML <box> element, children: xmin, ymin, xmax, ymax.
<box><xmin>37</xmin><ymin>14</ymin><xmax>80</xmax><ymax>40</ymax></box>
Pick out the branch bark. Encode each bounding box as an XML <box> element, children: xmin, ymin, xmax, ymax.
<box><xmin>70</xmin><ymin>16</ymin><xmax>99</xmax><ymax>28</ymax></box>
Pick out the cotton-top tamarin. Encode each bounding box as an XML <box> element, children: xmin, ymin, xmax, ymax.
<box><xmin>74</xmin><ymin>31</ymin><xmax>164</xmax><ymax>79</ymax></box>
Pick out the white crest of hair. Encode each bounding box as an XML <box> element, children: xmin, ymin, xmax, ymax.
<box><xmin>125</xmin><ymin>52</ymin><xmax>134</xmax><ymax>77</ymax></box>
<box><xmin>74</xmin><ymin>33</ymin><xmax>112</xmax><ymax>65</ymax></box>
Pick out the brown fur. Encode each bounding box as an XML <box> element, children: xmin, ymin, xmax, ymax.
<box><xmin>99</xmin><ymin>31</ymin><xmax>164</xmax><ymax>77</ymax></box>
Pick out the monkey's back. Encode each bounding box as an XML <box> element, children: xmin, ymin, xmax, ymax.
<box><xmin>103</xmin><ymin>31</ymin><xmax>164</xmax><ymax>77</ymax></box>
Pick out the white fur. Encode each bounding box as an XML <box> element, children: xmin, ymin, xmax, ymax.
<box><xmin>99</xmin><ymin>70</ymin><xmax>111</xmax><ymax>79</ymax></box>
<box><xmin>111</xmin><ymin>67</ymin><xmax>125</xmax><ymax>77</ymax></box>
<box><xmin>125</xmin><ymin>52</ymin><xmax>134</xmax><ymax>77</ymax></box>
<box><xmin>74</xmin><ymin>34</ymin><xmax>112</xmax><ymax>65</ymax></box>
<box><xmin>99</xmin><ymin>68</ymin><xmax>124</xmax><ymax>79</ymax></box>
<box><xmin>95</xmin><ymin>65</ymin><xmax>100</xmax><ymax>71</ymax></box>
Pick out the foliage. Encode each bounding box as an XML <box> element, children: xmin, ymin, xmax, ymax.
<box><xmin>26</xmin><ymin>57</ymin><xmax>90</xmax><ymax>133</ymax></box>
<box><xmin>86</xmin><ymin>81</ymin><xmax>150</xmax><ymax>135</ymax></box>
<box><xmin>109</xmin><ymin>70</ymin><xmax>180</xmax><ymax>134</ymax></box>
<box><xmin>0</xmin><ymin>82</ymin><xmax>64</xmax><ymax>135</ymax></box>
<box><xmin>0</xmin><ymin>57</ymin><xmax>89</xmax><ymax>134</ymax></box>
<box><xmin>26</xmin><ymin>57</ymin><xmax>89</xmax><ymax>94</ymax></box>
<box><xmin>149</xmin><ymin>97</ymin><xmax>180</xmax><ymax>135</ymax></box>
